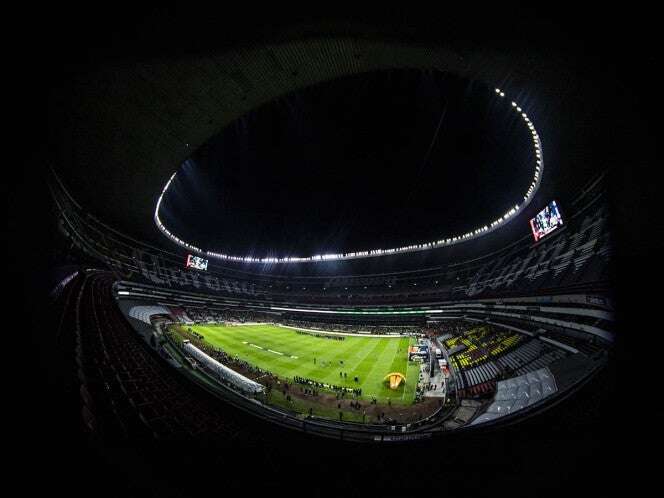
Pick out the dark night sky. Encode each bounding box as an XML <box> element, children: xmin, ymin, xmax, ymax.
<box><xmin>159</xmin><ymin>70</ymin><xmax>535</xmax><ymax>258</ymax></box>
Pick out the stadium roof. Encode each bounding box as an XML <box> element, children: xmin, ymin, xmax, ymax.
<box><xmin>47</xmin><ymin>8</ymin><xmax>617</xmax><ymax>272</ymax></box>
<box><xmin>155</xmin><ymin>71</ymin><xmax>542</xmax><ymax>263</ymax></box>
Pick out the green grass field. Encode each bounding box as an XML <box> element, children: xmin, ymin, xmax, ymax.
<box><xmin>191</xmin><ymin>324</ymin><xmax>420</xmax><ymax>405</ymax></box>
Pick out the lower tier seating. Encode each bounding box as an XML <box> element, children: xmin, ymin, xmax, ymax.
<box><xmin>72</xmin><ymin>273</ymin><xmax>263</xmax><ymax>441</ymax></box>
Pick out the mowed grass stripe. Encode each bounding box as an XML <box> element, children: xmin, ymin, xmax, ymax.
<box><xmin>302</xmin><ymin>335</ymin><xmax>373</xmax><ymax>371</ymax></box>
<box><xmin>354</xmin><ymin>337</ymin><xmax>393</xmax><ymax>383</ymax></box>
<box><xmin>263</xmin><ymin>328</ymin><xmax>358</xmax><ymax>379</ymax></box>
<box><xmin>203</xmin><ymin>325</ymin><xmax>304</xmax><ymax>360</ymax></box>
<box><xmin>404</xmin><ymin>360</ymin><xmax>421</xmax><ymax>401</ymax></box>
<box><xmin>313</xmin><ymin>335</ymin><xmax>393</xmax><ymax>398</ymax></box>
<box><xmin>201</xmin><ymin>325</ymin><xmax>351</xmax><ymax>378</ymax></box>
<box><xmin>357</xmin><ymin>337</ymin><xmax>411</xmax><ymax>402</ymax></box>
<box><xmin>192</xmin><ymin>324</ymin><xmax>417</xmax><ymax>403</ymax></box>
<box><xmin>305</xmin><ymin>334</ymin><xmax>406</xmax><ymax>401</ymax></box>
<box><xmin>201</xmin><ymin>326</ymin><xmax>303</xmax><ymax>371</ymax></box>
<box><xmin>388</xmin><ymin>337</ymin><xmax>411</xmax><ymax>373</ymax></box>
<box><xmin>299</xmin><ymin>339</ymin><xmax>359</xmax><ymax>381</ymax></box>
<box><xmin>309</xmin><ymin>337</ymin><xmax>390</xmax><ymax>391</ymax></box>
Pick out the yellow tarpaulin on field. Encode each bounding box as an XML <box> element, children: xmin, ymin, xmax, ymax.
<box><xmin>384</xmin><ymin>372</ymin><xmax>406</xmax><ymax>390</ymax></box>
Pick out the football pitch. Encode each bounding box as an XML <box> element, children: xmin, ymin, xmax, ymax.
<box><xmin>191</xmin><ymin>324</ymin><xmax>420</xmax><ymax>404</ymax></box>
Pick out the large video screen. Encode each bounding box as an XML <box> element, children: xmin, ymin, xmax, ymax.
<box><xmin>186</xmin><ymin>254</ymin><xmax>208</xmax><ymax>271</ymax></box>
<box><xmin>530</xmin><ymin>200</ymin><xmax>563</xmax><ymax>242</ymax></box>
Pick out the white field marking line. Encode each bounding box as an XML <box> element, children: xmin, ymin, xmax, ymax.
<box><xmin>402</xmin><ymin>338</ymin><xmax>413</xmax><ymax>402</ymax></box>
<box><xmin>277</xmin><ymin>324</ymin><xmax>408</xmax><ymax>338</ymax></box>
<box><xmin>221</xmin><ymin>321</ymin><xmax>269</xmax><ymax>326</ymax></box>
<box><xmin>248</xmin><ymin>342</ymin><xmax>291</xmax><ymax>357</ymax></box>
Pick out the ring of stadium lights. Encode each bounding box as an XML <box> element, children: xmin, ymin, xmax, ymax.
<box><xmin>154</xmin><ymin>86</ymin><xmax>543</xmax><ymax>264</ymax></box>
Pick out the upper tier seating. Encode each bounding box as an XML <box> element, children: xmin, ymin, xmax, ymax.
<box><xmin>52</xmin><ymin>165</ymin><xmax>612</xmax><ymax>307</ymax></box>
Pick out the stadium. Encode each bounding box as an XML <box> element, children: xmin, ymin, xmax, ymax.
<box><xmin>28</xmin><ymin>6</ymin><xmax>656</xmax><ymax>497</ymax></box>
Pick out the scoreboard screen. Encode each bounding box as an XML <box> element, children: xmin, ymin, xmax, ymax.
<box><xmin>186</xmin><ymin>254</ymin><xmax>208</xmax><ymax>271</ymax></box>
<box><xmin>530</xmin><ymin>200</ymin><xmax>563</xmax><ymax>242</ymax></box>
